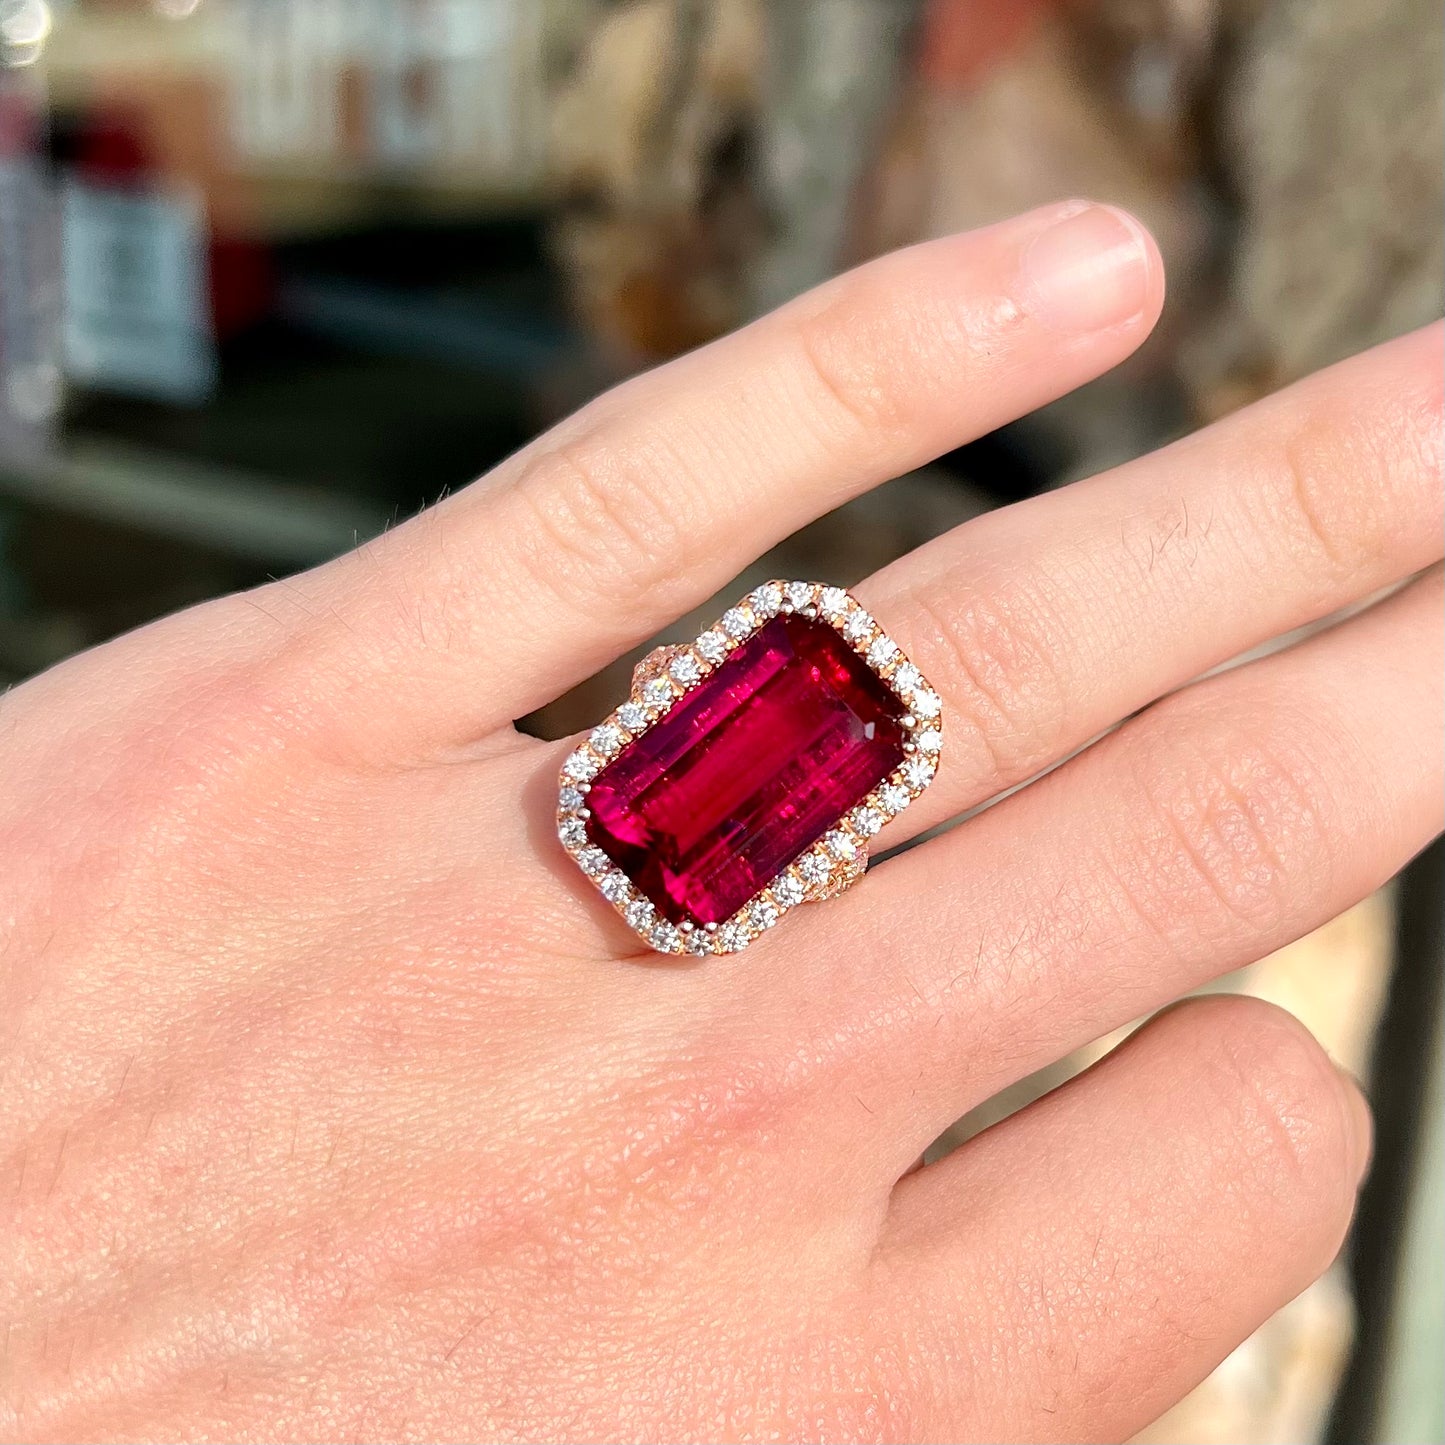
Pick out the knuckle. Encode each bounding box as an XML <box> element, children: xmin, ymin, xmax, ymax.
<box><xmin>1191</xmin><ymin>998</ymin><xmax>1354</xmax><ymax>1233</ymax></box>
<box><xmin>907</xmin><ymin>576</ymin><xmax>1069</xmax><ymax>782</ymax></box>
<box><xmin>1122</xmin><ymin>701</ymin><xmax>1334</xmax><ymax>938</ymax></box>
<box><xmin>507</xmin><ymin>429</ymin><xmax>695</xmax><ymax>622</ymax></box>
<box><xmin>789</xmin><ymin>278</ymin><xmax>923</xmax><ymax>442</ymax></box>
<box><xmin>1276</xmin><ymin>424</ymin><xmax>1368</xmax><ymax>574</ymax></box>
<box><xmin>1267</xmin><ymin>370</ymin><xmax>1442</xmax><ymax>578</ymax></box>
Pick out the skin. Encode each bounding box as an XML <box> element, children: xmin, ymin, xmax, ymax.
<box><xmin>1</xmin><ymin>200</ymin><xmax>1440</xmax><ymax>1443</ymax></box>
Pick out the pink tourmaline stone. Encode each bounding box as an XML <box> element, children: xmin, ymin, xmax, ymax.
<box><xmin>586</xmin><ymin>614</ymin><xmax>907</xmax><ymax>927</ymax></box>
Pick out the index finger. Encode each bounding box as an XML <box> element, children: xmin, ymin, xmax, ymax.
<box><xmin>293</xmin><ymin>201</ymin><xmax>1162</xmax><ymax>750</ymax></box>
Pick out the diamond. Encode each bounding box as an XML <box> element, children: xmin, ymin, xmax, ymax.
<box><xmin>773</xmin><ymin>873</ymin><xmax>805</xmax><ymax>907</ymax></box>
<box><xmin>584</xmin><ymin>613</ymin><xmax>906</xmax><ymax>927</ymax></box>
<box><xmin>785</xmin><ymin>581</ymin><xmax>814</xmax><ymax>611</ymax></box>
<box><xmin>721</xmin><ymin>607</ymin><xmax>752</xmax><ymax>638</ymax></box>
<box><xmin>669</xmin><ymin>652</ymin><xmax>703</xmax><ymax>687</ymax></box>
<box><xmin>842</xmin><ymin>610</ymin><xmax>875</xmax><ymax>643</ymax></box>
<box><xmin>798</xmin><ymin>850</ymin><xmax>831</xmax><ymax>885</ymax></box>
<box><xmin>600</xmin><ymin>871</ymin><xmax>631</xmax><ymax>902</ymax></box>
<box><xmin>878</xmin><ymin>782</ymin><xmax>910</xmax><ymax>815</ymax></box>
<box><xmin>903</xmin><ymin>757</ymin><xmax>936</xmax><ymax>790</ymax></box>
<box><xmin>719</xmin><ymin>922</ymin><xmax>751</xmax><ymax>952</ymax></box>
<box><xmin>685</xmin><ymin>929</ymin><xmax>713</xmax><ymax>956</ymax></box>
<box><xmin>696</xmin><ymin>630</ymin><xmax>730</xmax><ymax>664</ymax></box>
<box><xmin>559</xmin><ymin>786</ymin><xmax>585</xmax><ymax>812</ymax></box>
<box><xmin>558</xmin><ymin>817</ymin><xmax>587</xmax><ymax>848</ymax></box>
<box><xmin>750</xmin><ymin>583</ymin><xmax>783</xmax><ymax>617</ymax></box>
<box><xmin>564</xmin><ymin>750</ymin><xmax>601</xmax><ymax>782</ymax></box>
<box><xmin>617</xmin><ymin>702</ymin><xmax>648</xmax><ymax>733</ymax></box>
<box><xmin>825</xmin><ymin>830</ymin><xmax>857</xmax><ymax>861</ymax></box>
<box><xmin>590</xmin><ymin>723</ymin><xmax>623</xmax><ymax>757</ymax></box>
<box><xmin>819</xmin><ymin>586</ymin><xmax>850</xmax><ymax>619</ymax></box>
<box><xmin>911</xmin><ymin>689</ymin><xmax>941</xmax><ymax>719</ymax></box>
<box><xmin>626</xmin><ymin>898</ymin><xmax>655</xmax><ymax>930</ymax></box>
<box><xmin>749</xmin><ymin>898</ymin><xmax>780</xmax><ymax>930</ymax></box>
<box><xmin>643</xmin><ymin>677</ymin><xmax>676</xmax><ymax>709</ymax></box>
<box><xmin>852</xmin><ymin>806</ymin><xmax>883</xmax><ymax>837</ymax></box>
<box><xmin>867</xmin><ymin>635</ymin><xmax>900</xmax><ymax>670</ymax></box>
<box><xmin>578</xmin><ymin>847</ymin><xmax>610</xmax><ymax>876</ymax></box>
<box><xmin>650</xmin><ymin>920</ymin><xmax>681</xmax><ymax>952</ymax></box>
<box><xmin>916</xmin><ymin>728</ymin><xmax>942</xmax><ymax>755</ymax></box>
<box><xmin>894</xmin><ymin>662</ymin><xmax>924</xmax><ymax>694</ymax></box>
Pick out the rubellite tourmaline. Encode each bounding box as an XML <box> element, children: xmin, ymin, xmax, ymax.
<box><xmin>585</xmin><ymin>613</ymin><xmax>909</xmax><ymax>928</ymax></box>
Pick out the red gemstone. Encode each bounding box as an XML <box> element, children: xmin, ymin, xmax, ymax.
<box><xmin>586</xmin><ymin>614</ymin><xmax>907</xmax><ymax>927</ymax></box>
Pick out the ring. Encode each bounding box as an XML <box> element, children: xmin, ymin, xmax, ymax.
<box><xmin>557</xmin><ymin>581</ymin><xmax>942</xmax><ymax>955</ymax></box>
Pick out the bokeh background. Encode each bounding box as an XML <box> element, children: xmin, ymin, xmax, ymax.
<box><xmin>0</xmin><ymin>1</ymin><xmax>1440</xmax><ymax>1439</ymax></box>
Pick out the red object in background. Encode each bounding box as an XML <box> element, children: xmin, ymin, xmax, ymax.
<box><xmin>919</xmin><ymin>0</ymin><xmax>1058</xmax><ymax>88</ymax></box>
<box><xmin>585</xmin><ymin>614</ymin><xmax>908</xmax><ymax>928</ymax></box>
<box><xmin>72</xmin><ymin>109</ymin><xmax>150</xmax><ymax>181</ymax></box>
<box><xmin>71</xmin><ymin>105</ymin><xmax>275</xmax><ymax>342</ymax></box>
<box><xmin>0</xmin><ymin>84</ymin><xmax>40</xmax><ymax>160</ymax></box>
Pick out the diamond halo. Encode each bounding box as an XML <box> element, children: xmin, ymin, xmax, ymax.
<box><xmin>557</xmin><ymin>581</ymin><xmax>942</xmax><ymax>955</ymax></box>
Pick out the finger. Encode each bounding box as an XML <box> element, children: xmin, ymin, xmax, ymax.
<box><xmin>859</xmin><ymin>322</ymin><xmax>1443</xmax><ymax>846</ymax></box>
<box><xmin>283</xmin><ymin>201</ymin><xmax>1161</xmax><ymax>748</ymax></box>
<box><xmin>878</xmin><ymin>995</ymin><xmax>1370</xmax><ymax>1444</ymax></box>
<box><xmin>769</xmin><ymin>569</ymin><xmax>1440</xmax><ymax>1165</ymax></box>
<box><xmin>531</xmin><ymin>321</ymin><xmax>1438</xmax><ymax>955</ymax></box>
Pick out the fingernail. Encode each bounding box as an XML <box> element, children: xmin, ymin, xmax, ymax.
<box><xmin>1336</xmin><ymin>1065</ymin><xmax>1375</xmax><ymax>1185</ymax></box>
<box><xmin>1019</xmin><ymin>202</ymin><xmax>1152</xmax><ymax>333</ymax></box>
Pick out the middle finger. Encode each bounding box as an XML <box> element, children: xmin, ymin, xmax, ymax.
<box><xmin>786</xmin><ymin>567</ymin><xmax>1441</xmax><ymax>1173</ymax></box>
<box><xmin>861</xmin><ymin>322</ymin><xmax>1442</xmax><ymax>847</ymax></box>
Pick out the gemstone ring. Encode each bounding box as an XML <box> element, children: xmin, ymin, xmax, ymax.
<box><xmin>557</xmin><ymin>581</ymin><xmax>942</xmax><ymax>955</ymax></box>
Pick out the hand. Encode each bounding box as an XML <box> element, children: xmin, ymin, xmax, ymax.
<box><xmin>3</xmin><ymin>201</ymin><xmax>1440</xmax><ymax>1443</ymax></box>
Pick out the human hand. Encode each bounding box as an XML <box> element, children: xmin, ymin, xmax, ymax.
<box><xmin>4</xmin><ymin>201</ymin><xmax>1441</xmax><ymax>1443</ymax></box>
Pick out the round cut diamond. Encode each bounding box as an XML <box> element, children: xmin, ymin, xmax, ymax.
<box><xmin>842</xmin><ymin>610</ymin><xmax>875</xmax><ymax>643</ymax></box>
<box><xmin>578</xmin><ymin>847</ymin><xmax>610</xmax><ymax>876</ymax></box>
<box><xmin>852</xmin><ymin>806</ymin><xmax>883</xmax><ymax>837</ymax></box>
<box><xmin>722</xmin><ymin>607</ymin><xmax>752</xmax><ymax>638</ymax></box>
<box><xmin>893</xmin><ymin>661</ymin><xmax>924</xmax><ymax>694</ymax></box>
<box><xmin>825</xmin><ymin>830</ymin><xmax>857</xmax><ymax>861</ymax></box>
<box><xmin>798</xmin><ymin>850</ymin><xmax>831</xmax><ymax>884</ymax></box>
<box><xmin>773</xmin><ymin>873</ymin><xmax>805</xmax><ymax>907</ymax></box>
<box><xmin>686</xmin><ymin>929</ymin><xmax>713</xmax><ymax>956</ymax></box>
<box><xmin>916</xmin><ymin>728</ymin><xmax>942</xmax><ymax>755</ymax></box>
<box><xmin>903</xmin><ymin>756</ymin><xmax>936</xmax><ymax>790</ymax></box>
<box><xmin>650</xmin><ymin>920</ymin><xmax>681</xmax><ymax>952</ymax></box>
<box><xmin>626</xmin><ymin>898</ymin><xmax>655</xmax><ymax>930</ymax></box>
<box><xmin>696</xmin><ymin>629</ymin><xmax>730</xmax><ymax>664</ymax></box>
<box><xmin>719</xmin><ymin>922</ymin><xmax>751</xmax><ymax>952</ymax></box>
<box><xmin>749</xmin><ymin>898</ymin><xmax>779</xmax><ymax>930</ymax></box>
<box><xmin>879</xmin><ymin>782</ymin><xmax>910</xmax><ymax>815</ymax></box>
<box><xmin>617</xmin><ymin>701</ymin><xmax>648</xmax><ymax>733</ymax></box>
<box><xmin>669</xmin><ymin>653</ymin><xmax>702</xmax><ymax>687</ymax></box>
<box><xmin>643</xmin><ymin>677</ymin><xmax>676</xmax><ymax>708</ymax></box>
<box><xmin>600</xmin><ymin>871</ymin><xmax>630</xmax><ymax>902</ymax></box>
<box><xmin>558</xmin><ymin>786</ymin><xmax>585</xmax><ymax>812</ymax></box>
<box><xmin>911</xmin><ymin>689</ymin><xmax>941</xmax><ymax>719</ymax></box>
<box><xmin>590</xmin><ymin>723</ymin><xmax>623</xmax><ymax>756</ymax></box>
<box><xmin>867</xmin><ymin>635</ymin><xmax>900</xmax><ymax>670</ymax></box>
<box><xmin>564</xmin><ymin>749</ymin><xmax>601</xmax><ymax>782</ymax></box>
<box><xmin>750</xmin><ymin>583</ymin><xmax>783</xmax><ymax>617</ymax></box>
<box><xmin>819</xmin><ymin>586</ymin><xmax>850</xmax><ymax>619</ymax></box>
<box><xmin>558</xmin><ymin>817</ymin><xmax>587</xmax><ymax>848</ymax></box>
<box><xmin>785</xmin><ymin>581</ymin><xmax>814</xmax><ymax>611</ymax></box>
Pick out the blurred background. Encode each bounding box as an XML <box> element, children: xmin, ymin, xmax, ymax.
<box><xmin>0</xmin><ymin>1</ymin><xmax>1439</xmax><ymax>1439</ymax></box>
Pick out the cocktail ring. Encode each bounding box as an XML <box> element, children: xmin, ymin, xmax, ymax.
<box><xmin>557</xmin><ymin>581</ymin><xmax>942</xmax><ymax>955</ymax></box>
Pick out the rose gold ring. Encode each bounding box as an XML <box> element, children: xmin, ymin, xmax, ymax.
<box><xmin>557</xmin><ymin>581</ymin><xmax>942</xmax><ymax>956</ymax></box>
